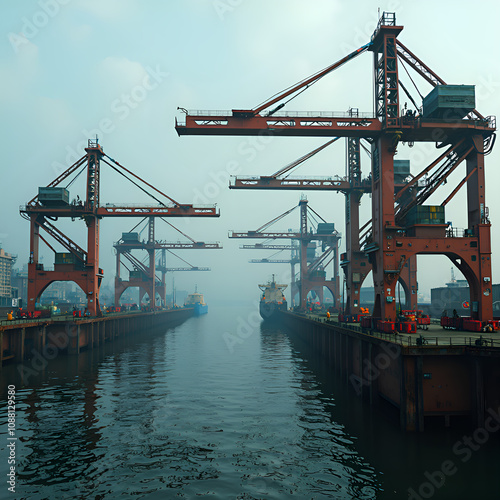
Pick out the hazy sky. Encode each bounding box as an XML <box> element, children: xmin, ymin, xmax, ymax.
<box><xmin>1</xmin><ymin>0</ymin><xmax>500</xmax><ymax>304</ymax></box>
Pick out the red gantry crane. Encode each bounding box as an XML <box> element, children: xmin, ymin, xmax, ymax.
<box><xmin>176</xmin><ymin>12</ymin><xmax>496</xmax><ymax>332</ymax></box>
<box><xmin>114</xmin><ymin>216</ymin><xmax>221</xmax><ymax>307</ymax></box>
<box><xmin>20</xmin><ymin>139</ymin><xmax>219</xmax><ymax>317</ymax></box>
<box><xmin>229</xmin><ymin>199</ymin><xmax>341</xmax><ymax>310</ymax></box>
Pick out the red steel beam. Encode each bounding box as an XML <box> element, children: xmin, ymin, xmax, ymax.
<box><xmin>176</xmin><ymin>112</ymin><xmax>493</xmax><ymax>140</ymax></box>
<box><xmin>441</xmin><ymin>167</ymin><xmax>477</xmax><ymax>207</ymax></box>
<box><xmin>230</xmin><ymin>177</ymin><xmax>354</xmax><ymax>191</ymax></box>
<box><xmin>115</xmin><ymin>242</ymin><xmax>222</xmax><ymax>250</ymax></box>
<box><xmin>250</xmin><ymin>43</ymin><xmax>373</xmax><ymax>115</ymax></box>
<box><xmin>101</xmin><ymin>157</ymin><xmax>180</xmax><ymax>207</ymax></box>
<box><xmin>158</xmin><ymin>217</ymin><xmax>197</xmax><ymax>243</ymax></box>
<box><xmin>38</xmin><ymin>219</ymin><xmax>87</xmax><ymax>259</ymax></box>
<box><xmin>21</xmin><ymin>205</ymin><xmax>219</xmax><ymax>218</ymax></box>
<box><xmin>229</xmin><ymin>231</ymin><xmax>339</xmax><ymax>243</ymax></box>
<box><xmin>249</xmin><ymin>259</ymin><xmax>293</xmax><ymax>264</ymax></box>
<box><xmin>271</xmin><ymin>138</ymin><xmax>340</xmax><ymax>177</ymax></box>
<box><xmin>241</xmin><ymin>244</ymin><xmax>295</xmax><ymax>250</ymax></box>
<box><xmin>396</xmin><ymin>40</ymin><xmax>485</xmax><ymax>121</ymax></box>
<box><xmin>27</xmin><ymin>156</ymin><xmax>88</xmax><ymax>206</ymax></box>
<box><xmin>395</xmin><ymin>142</ymin><xmax>462</xmax><ymax>202</ymax></box>
<box><xmin>97</xmin><ymin>206</ymin><xmax>219</xmax><ymax>217</ymax></box>
<box><xmin>163</xmin><ymin>267</ymin><xmax>210</xmax><ymax>272</ymax></box>
<box><xmin>155</xmin><ymin>242</ymin><xmax>221</xmax><ymax>249</ymax></box>
<box><xmin>38</xmin><ymin>233</ymin><xmax>57</xmax><ymax>254</ymax></box>
<box><xmin>122</xmin><ymin>251</ymin><xmax>149</xmax><ymax>276</ymax></box>
<box><xmin>229</xmin><ymin>231</ymin><xmax>303</xmax><ymax>239</ymax></box>
<box><xmin>176</xmin><ymin>113</ymin><xmax>381</xmax><ymax>137</ymax></box>
<box><xmin>411</xmin><ymin>146</ymin><xmax>474</xmax><ymax>209</ymax></box>
<box><xmin>396</xmin><ymin>40</ymin><xmax>445</xmax><ymax>87</ymax></box>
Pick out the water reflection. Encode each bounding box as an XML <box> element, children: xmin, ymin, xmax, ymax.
<box><xmin>12</xmin><ymin>358</ymin><xmax>103</xmax><ymax>496</ymax></box>
<box><xmin>258</xmin><ymin>321</ymin><xmax>380</xmax><ymax>498</ymax></box>
<box><xmin>0</xmin><ymin>307</ymin><xmax>383</xmax><ymax>498</ymax></box>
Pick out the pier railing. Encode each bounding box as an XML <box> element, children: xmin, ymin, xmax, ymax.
<box><xmin>313</xmin><ymin>316</ymin><xmax>500</xmax><ymax>349</ymax></box>
<box><xmin>0</xmin><ymin>309</ymin><xmax>149</xmax><ymax>328</ymax></box>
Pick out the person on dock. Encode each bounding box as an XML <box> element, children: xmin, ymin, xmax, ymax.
<box><xmin>7</xmin><ymin>311</ymin><xmax>13</xmax><ymax>321</ymax></box>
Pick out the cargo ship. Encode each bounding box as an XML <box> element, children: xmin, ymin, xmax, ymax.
<box><xmin>185</xmin><ymin>288</ymin><xmax>208</xmax><ymax>316</ymax></box>
<box><xmin>259</xmin><ymin>275</ymin><xmax>287</xmax><ymax>320</ymax></box>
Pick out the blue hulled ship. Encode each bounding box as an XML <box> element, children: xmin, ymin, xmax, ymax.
<box><xmin>185</xmin><ymin>290</ymin><xmax>208</xmax><ymax>316</ymax></box>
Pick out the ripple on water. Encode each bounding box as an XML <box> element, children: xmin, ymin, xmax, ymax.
<box><xmin>0</xmin><ymin>308</ymin><xmax>382</xmax><ymax>499</ymax></box>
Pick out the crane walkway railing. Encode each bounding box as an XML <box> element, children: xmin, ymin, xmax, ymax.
<box><xmin>183</xmin><ymin>109</ymin><xmax>377</xmax><ymax>119</ymax></box>
<box><xmin>232</xmin><ymin>174</ymin><xmax>348</xmax><ymax>181</ymax></box>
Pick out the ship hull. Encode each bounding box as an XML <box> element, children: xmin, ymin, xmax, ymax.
<box><xmin>194</xmin><ymin>303</ymin><xmax>208</xmax><ymax>316</ymax></box>
<box><xmin>260</xmin><ymin>301</ymin><xmax>287</xmax><ymax>321</ymax></box>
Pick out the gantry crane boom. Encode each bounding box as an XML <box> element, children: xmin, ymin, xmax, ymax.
<box><xmin>162</xmin><ymin>267</ymin><xmax>210</xmax><ymax>272</ymax></box>
<box><xmin>176</xmin><ymin>106</ymin><xmax>492</xmax><ymax>141</ymax></box>
<box><xmin>176</xmin><ymin>111</ymin><xmax>381</xmax><ymax>138</ymax></box>
<box><xmin>240</xmin><ymin>244</ymin><xmax>295</xmax><ymax>250</ymax></box>
<box><xmin>116</xmin><ymin>241</ymin><xmax>222</xmax><ymax>250</ymax></box>
<box><xmin>229</xmin><ymin>231</ymin><xmax>338</xmax><ymax>243</ymax></box>
<box><xmin>23</xmin><ymin>205</ymin><xmax>218</xmax><ymax>218</ymax></box>
<box><xmin>176</xmin><ymin>11</ymin><xmax>497</xmax><ymax>331</ymax></box>
<box><xmin>249</xmin><ymin>259</ymin><xmax>293</xmax><ymax>264</ymax></box>
<box><xmin>230</xmin><ymin>231</ymin><xmax>302</xmax><ymax>239</ymax></box>
<box><xmin>229</xmin><ymin>134</ymin><xmax>371</xmax><ymax>192</ymax></box>
<box><xmin>230</xmin><ymin>176</ymin><xmax>358</xmax><ymax>191</ymax></box>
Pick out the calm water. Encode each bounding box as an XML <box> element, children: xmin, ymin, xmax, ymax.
<box><xmin>1</xmin><ymin>305</ymin><xmax>499</xmax><ymax>499</ymax></box>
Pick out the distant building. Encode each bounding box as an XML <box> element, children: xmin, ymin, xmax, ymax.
<box><xmin>0</xmin><ymin>248</ymin><xmax>16</xmax><ymax>307</ymax></box>
<box><xmin>11</xmin><ymin>264</ymin><xmax>28</xmax><ymax>307</ymax></box>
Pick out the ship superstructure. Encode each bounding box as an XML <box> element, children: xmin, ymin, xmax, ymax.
<box><xmin>185</xmin><ymin>286</ymin><xmax>208</xmax><ymax>316</ymax></box>
<box><xmin>259</xmin><ymin>274</ymin><xmax>287</xmax><ymax>320</ymax></box>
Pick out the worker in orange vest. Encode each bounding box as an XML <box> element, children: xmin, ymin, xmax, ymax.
<box><xmin>7</xmin><ymin>311</ymin><xmax>13</xmax><ymax>321</ymax></box>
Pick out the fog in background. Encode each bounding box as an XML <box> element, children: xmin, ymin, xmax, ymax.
<box><xmin>1</xmin><ymin>0</ymin><xmax>499</xmax><ymax>305</ymax></box>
